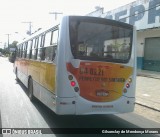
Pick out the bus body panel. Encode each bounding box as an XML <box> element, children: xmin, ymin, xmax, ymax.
<box><xmin>15</xmin><ymin>59</ymin><xmax>56</xmax><ymax>93</ymax></box>
<box><xmin>27</xmin><ymin>60</ymin><xmax>56</xmax><ymax>93</ymax></box>
<box><xmin>15</xmin><ymin>58</ymin><xmax>29</xmax><ymax>87</ymax></box>
<box><xmin>55</xmin><ymin>97</ymin><xmax>76</xmax><ymax>115</ymax></box>
<box><xmin>66</xmin><ymin>61</ymin><xmax>134</xmax><ymax>102</ymax></box>
<box><xmin>56</xmin><ymin>16</ymin><xmax>77</xmax><ymax>98</ymax></box>
<box><xmin>15</xmin><ymin>58</ymin><xmax>57</xmax><ymax>112</ymax></box>
<box><xmin>33</xmin><ymin>79</ymin><xmax>56</xmax><ymax>112</ymax></box>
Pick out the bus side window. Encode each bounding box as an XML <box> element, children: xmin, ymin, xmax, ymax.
<box><xmin>51</xmin><ymin>29</ymin><xmax>58</xmax><ymax>46</ymax></box>
<box><xmin>31</xmin><ymin>39</ymin><xmax>35</xmax><ymax>59</ymax></box>
<box><xmin>35</xmin><ymin>38</ymin><xmax>39</xmax><ymax>60</ymax></box>
<box><xmin>31</xmin><ymin>38</ymin><xmax>38</xmax><ymax>60</ymax></box>
<box><xmin>30</xmin><ymin>40</ymin><xmax>33</xmax><ymax>59</ymax></box>
<box><xmin>22</xmin><ymin>43</ymin><xmax>24</xmax><ymax>58</ymax></box>
<box><xmin>22</xmin><ymin>43</ymin><xmax>26</xmax><ymax>58</ymax></box>
<box><xmin>27</xmin><ymin>40</ymin><xmax>32</xmax><ymax>59</ymax></box>
<box><xmin>17</xmin><ymin>46</ymin><xmax>20</xmax><ymax>57</ymax></box>
<box><xmin>44</xmin><ymin>46</ymin><xmax>54</xmax><ymax>61</ymax></box>
<box><xmin>41</xmin><ymin>48</ymin><xmax>46</xmax><ymax>60</ymax></box>
<box><xmin>20</xmin><ymin>44</ymin><xmax>23</xmax><ymax>58</ymax></box>
<box><xmin>43</xmin><ymin>31</ymin><xmax>53</xmax><ymax>61</ymax></box>
<box><xmin>24</xmin><ymin>42</ymin><xmax>28</xmax><ymax>58</ymax></box>
<box><xmin>51</xmin><ymin>29</ymin><xmax>58</xmax><ymax>60</ymax></box>
<box><xmin>44</xmin><ymin>31</ymin><xmax>51</xmax><ymax>47</ymax></box>
<box><xmin>40</xmin><ymin>29</ymin><xmax>58</xmax><ymax>62</ymax></box>
<box><xmin>37</xmin><ymin>35</ymin><xmax>43</xmax><ymax>60</ymax></box>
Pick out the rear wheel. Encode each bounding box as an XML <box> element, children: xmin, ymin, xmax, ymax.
<box><xmin>16</xmin><ymin>68</ymin><xmax>19</xmax><ymax>82</ymax></box>
<box><xmin>28</xmin><ymin>78</ymin><xmax>35</xmax><ymax>101</ymax></box>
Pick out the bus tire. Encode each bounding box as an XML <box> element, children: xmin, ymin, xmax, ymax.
<box><xmin>16</xmin><ymin>68</ymin><xmax>19</xmax><ymax>82</ymax></box>
<box><xmin>28</xmin><ymin>78</ymin><xmax>35</xmax><ymax>102</ymax></box>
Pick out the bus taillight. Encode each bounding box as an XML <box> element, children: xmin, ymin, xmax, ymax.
<box><xmin>126</xmin><ymin>83</ymin><xmax>130</xmax><ymax>88</ymax></box>
<box><xmin>123</xmin><ymin>77</ymin><xmax>132</xmax><ymax>93</ymax></box>
<box><xmin>71</xmin><ymin>81</ymin><xmax>76</xmax><ymax>87</ymax></box>
<box><xmin>68</xmin><ymin>74</ymin><xmax>80</xmax><ymax>92</ymax></box>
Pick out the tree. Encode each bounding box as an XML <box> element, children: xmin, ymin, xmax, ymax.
<box><xmin>8</xmin><ymin>41</ymin><xmax>18</xmax><ymax>62</ymax></box>
<box><xmin>0</xmin><ymin>48</ymin><xmax>3</xmax><ymax>53</ymax></box>
<box><xmin>9</xmin><ymin>41</ymin><xmax>18</xmax><ymax>49</ymax></box>
<box><xmin>0</xmin><ymin>41</ymin><xmax>18</xmax><ymax>56</ymax></box>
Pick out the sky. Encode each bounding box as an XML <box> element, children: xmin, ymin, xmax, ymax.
<box><xmin>0</xmin><ymin>0</ymin><xmax>136</xmax><ymax>48</ymax></box>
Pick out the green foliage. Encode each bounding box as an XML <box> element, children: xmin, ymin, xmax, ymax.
<box><xmin>9</xmin><ymin>41</ymin><xmax>18</xmax><ymax>49</ymax></box>
<box><xmin>0</xmin><ymin>41</ymin><xmax>18</xmax><ymax>56</ymax></box>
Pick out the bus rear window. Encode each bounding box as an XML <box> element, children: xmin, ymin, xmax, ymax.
<box><xmin>69</xmin><ymin>17</ymin><xmax>133</xmax><ymax>63</ymax></box>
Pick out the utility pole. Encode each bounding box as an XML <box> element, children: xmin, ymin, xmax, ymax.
<box><xmin>0</xmin><ymin>42</ymin><xmax>2</xmax><ymax>49</ymax></box>
<box><xmin>22</xmin><ymin>21</ymin><xmax>32</xmax><ymax>35</ymax></box>
<box><xmin>49</xmin><ymin>12</ymin><xmax>63</xmax><ymax>20</ymax></box>
<box><xmin>4</xmin><ymin>43</ymin><xmax>7</xmax><ymax>49</ymax></box>
<box><xmin>5</xmin><ymin>34</ymin><xmax>11</xmax><ymax>49</ymax></box>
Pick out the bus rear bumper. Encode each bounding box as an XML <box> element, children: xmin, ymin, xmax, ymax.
<box><xmin>55</xmin><ymin>96</ymin><xmax>135</xmax><ymax>115</ymax></box>
<box><xmin>75</xmin><ymin>96</ymin><xmax>135</xmax><ymax>115</ymax></box>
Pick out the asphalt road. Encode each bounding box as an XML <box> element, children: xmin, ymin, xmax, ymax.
<box><xmin>0</xmin><ymin>57</ymin><xmax>159</xmax><ymax>137</ymax></box>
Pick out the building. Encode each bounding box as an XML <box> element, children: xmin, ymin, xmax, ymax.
<box><xmin>87</xmin><ymin>0</ymin><xmax>160</xmax><ymax>72</ymax></box>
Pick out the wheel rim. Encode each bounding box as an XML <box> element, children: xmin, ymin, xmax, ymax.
<box><xmin>16</xmin><ymin>69</ymin><xmax>18</xmax><ymax>79</ymax></box>
<box><xmin>29</xmin><ymin>80</ymin><xmax>33</xmax><ymax>99</ymax></box>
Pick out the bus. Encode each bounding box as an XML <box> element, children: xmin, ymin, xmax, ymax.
<box><xmin>14</xmin><ymin>16</ymin><xmax>136</xmax><ymax>115</ymax></box>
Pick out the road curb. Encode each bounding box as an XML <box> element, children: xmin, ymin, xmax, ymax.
<box><xmin>135</xmin><ymin>102</ymin><xmax>160</xmax><ymax>112</ymax></box>
<box><xmin>137</xmin><ymin>74</ymin><xmax>160</xmax><ymax>79</ymax></box>
<box><xmin>137</xmin><ymin>72</ymin><xmax>160</xmax><ymax>79</ymax></box>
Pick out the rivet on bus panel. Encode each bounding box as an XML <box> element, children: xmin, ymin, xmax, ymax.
<box><xmin>72</xmin><ymin>101</ymin><xmax>76</xmax><ymax>104</ymax></box>
<box><xmin>53</xmin><ymin>102</ymin><xmax>56</xmax><ymax>106</ymax></box>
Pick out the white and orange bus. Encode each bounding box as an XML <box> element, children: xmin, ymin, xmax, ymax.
<box><xmin>14</xmin><ymin>16</ymin><xmax>136</xmax><ymax>115</ymax></box>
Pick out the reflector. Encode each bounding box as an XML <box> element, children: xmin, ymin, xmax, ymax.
<box><xmin>123</xmin><ymin>88</ymin><xmax>127</xmax><ymax>93</ymax></box>
<box><xmin>68</xmin><ymin>75</ymin><xmax>73</xmax><ymax>80</ymax></box>
<box><xmin>128</xmin><ymin>78</ymin><xmax>132</xmax><ymax>83</ymax></box>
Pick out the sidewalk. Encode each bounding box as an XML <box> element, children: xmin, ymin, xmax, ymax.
<box><xmin>136</xmin><ymin>69</ymin><xmax>160</xmax><ymax>112</ymax></box>
<box><xmin>137</xmin><ymin>69</ymin><xmax>160</xmax><ymax>79</ymax></box>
